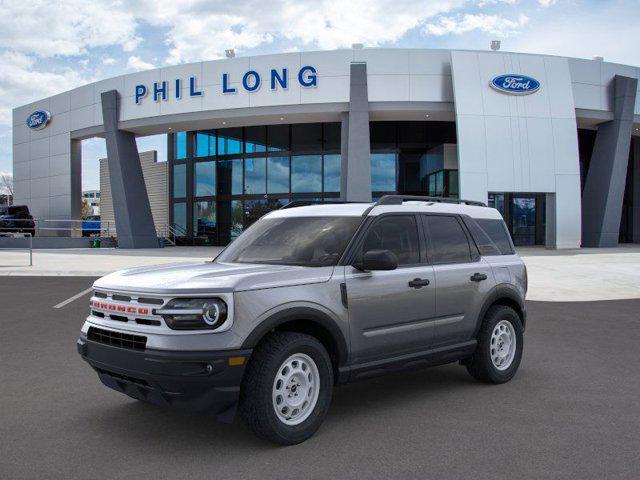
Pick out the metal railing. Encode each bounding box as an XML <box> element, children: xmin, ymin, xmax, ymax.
<box><xmin>0</xmin><ymin>230</ymin><xmax>33</xmax><ymax>266</ymax></box>
<box><xmin>0</xmin><ymin>218</ymin><xmax>116</xmax><ymax>237</ymax></box>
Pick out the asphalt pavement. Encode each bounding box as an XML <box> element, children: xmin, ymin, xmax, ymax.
<box><xmin>1</xmin><ymin>276</ymin><xmax>639</xmax><ymax>480</ymax></box>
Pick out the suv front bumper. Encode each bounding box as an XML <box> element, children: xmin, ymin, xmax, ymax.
<box><xmin>77</xmin><ymin>336</ymin><xmax>251</xmax><ymax>420</ymax></box>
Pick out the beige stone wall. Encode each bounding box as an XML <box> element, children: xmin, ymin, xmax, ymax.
<box><xmin>99</xmin><ymin>150</ymin><xmax>168</xmax><ymax>237</ymax></box>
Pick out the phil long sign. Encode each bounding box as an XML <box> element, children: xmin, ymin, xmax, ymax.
<box><xmin>490</xmin><ymin>74</ymin><xmax>540</xmax><ymax>95</ymax></box>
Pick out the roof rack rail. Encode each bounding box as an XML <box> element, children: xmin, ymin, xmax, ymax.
<box><xmin>374</xmin><ymin>195</ymin><xmax>487</xmax><ymax>207</ymax></box>
<box><xmin>280</xmin><ymin>200</ymin><xmax>356</xmax><ymax>210</ymax></box>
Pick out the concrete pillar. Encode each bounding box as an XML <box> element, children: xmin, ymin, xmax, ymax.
<box><xmin>340</xmin><ymin>63</ymin><xmax>371</xmax><ymax>202</ymax></box>
<box><xmin>633</xmin><ymin>138</ymin><xmax>640</xmax><ymax>243</ymax></box>
<box><xmin>582</xmin><ymin>75</ymin><xmax>638</xmax><ymax>247</ymax></box>
<box><xmin>545</xmin><ymin>193</ymin><xmax>557</xmax><ymax>248</ymax></box>
<box><xmin>101</xmin><ymin>90</ymin><xmax>159</xmax><ymax>248</ymax></box>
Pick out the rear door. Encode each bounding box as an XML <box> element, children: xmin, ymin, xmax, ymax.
<box><xmin>345</xmin><ymin>214</ymin><xmax>436</xmax><ymax>363</ymax></box>
<box><xmin>422</xmin><ymin>214</ymin><xmax>494</xmax><ymax>347</ymax></box>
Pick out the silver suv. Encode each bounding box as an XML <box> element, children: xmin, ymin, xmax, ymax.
<box><xmin>78</xmin><ymin>195</ymin><xmax>527</xmax><ymax>445</ymax></box>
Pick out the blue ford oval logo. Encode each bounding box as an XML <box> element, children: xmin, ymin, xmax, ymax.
<box><xmin>26</xmin><ymin>110</ymin><xmax>52</xmax><ymax>130</ymax></box>
<box><xmin>490</xmin><ymin>74</ymin><xmax>540</xmax><ymax>95</ymax></box>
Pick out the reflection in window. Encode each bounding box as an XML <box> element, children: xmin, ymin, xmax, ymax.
<box><xmin>173</xmin><ymin>202</ymin><xmax>187</xmax><ymax>234</ymax></box>
<box><xmin>231</xmin><ymin>200</ymin><xmax>244</xmax><ymax>239</ymax></box>
<box><xmin>245</xmin><ymin>157</ymin><xmax>266</xmax><ymax>194</ymax></box>
<box><xmin>194</xmin><ymin>161</ymin><xmax>216</xmax><ymax>197</ymax></box>
<box><xmin>323</xmin><ymin>123</ymin><xmax>341</xmax><ymax>151</ymax></box>
<box><xmin>194</xmin><ymin>201</ymin><xmax>216</xmax><ymax>237</ymax></box>
<box><xmin>218</xmin><ymin>159</ymin><xmax>243</xmax><ymax>195</ymax></box>
<box><xmin>267</xmin><ymin>156</ymin><xmax>289</xmax><ymax>193</ymax></box>
<box><xmin>371</xmin><ymin>153</ymin><xmax>397</xmax><ymax>192</ymax></box>
<box><xmin>196</xmin><ymin>131</ymin><xmax>215</xmax><ymax>157</ymax></box>
<box><xmin>218</xmin><ymin>128</ymin><xmax>243</xmax><ymax>155</ymax></box>
<box><xmin>175</xmin><ymin>132</ymin><xmax>187</xmax><ymax>159</ymax></box>
<box><xmin>245</xmin><ymin>126</ymin><xmax>267</xmax><ymax>153</ymax></box>
<box><xmin>291</xmin><ymin>155</ymin><xmax>322</xmax><ymax>193</ymax></box>
<box><xmin>323</xmin><ymin>154</ymin><xmax>340</xmax><ymax>193</ymax></box>
<box><xmin>173</xmin><ymin>163</ymin><xmax>186</xmax><ymax>197</ymax></box>
<box><xmin>244</xmin><ymin>199</ymin><xmax>274</xmax><ymax>228</ymax></box>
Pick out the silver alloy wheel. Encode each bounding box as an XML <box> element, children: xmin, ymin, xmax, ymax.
<box><xmin>272</xmin><ymin>353</ymin><xmax>320</xmax><ymax>426</ymax></box>
<box><xmin>490</xmin><ymin>319</ymin><xmax>517</xmax><ymax>371</ymax></box>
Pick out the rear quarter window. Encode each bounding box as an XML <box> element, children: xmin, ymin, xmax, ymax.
<box><xmin>475</xmin><ymin>218</ymin><xmax>515</xmax><ymax>255</ymax></box>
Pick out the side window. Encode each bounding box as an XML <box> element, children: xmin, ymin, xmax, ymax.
<box><xmin>462</xmin><ymin>217</ymin><xmax>501</xmax><ymax>256</ymax></box>
<box><xmin>361</xmin><ymin>215</ymin><xmax>420</xmax><ymax>265</ymax></box>
<box><xmin>423</xmin><ymin>215</ymin><xmax>472</xmax><ymax>264</ymax></box>
<box><xmin>476</xmin><ymin>218</ymin><xmax>515</xmax><ymax>255</ymax></box>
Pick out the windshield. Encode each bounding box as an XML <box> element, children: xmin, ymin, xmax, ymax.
<box><xmin>216</xmin><ymin>216</ymin><xmax>362</xmax><ymax>267</ymax></box>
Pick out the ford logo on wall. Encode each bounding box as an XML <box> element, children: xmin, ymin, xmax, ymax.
<box><xmin>490</xmin><ymin>74</ymin><xmax>540</xmax><ymax>95</ymax></box>
<box><xmin>26</xmin><ymin>110</ymin><xmax>52</xmax><ymax>130</ymax></box>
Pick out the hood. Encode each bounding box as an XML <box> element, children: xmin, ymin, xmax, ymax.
<box><xmin>93</xmin><ymin>261</ymin><xmax>335</xmax><ymax>294</ymax></box>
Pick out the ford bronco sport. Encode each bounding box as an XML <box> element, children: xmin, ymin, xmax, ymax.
<box><xmin>78</xmin><ymin>195</ymin><xmax>527</xmax><ymax>445</ymax></box>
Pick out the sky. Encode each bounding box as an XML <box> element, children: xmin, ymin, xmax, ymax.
<box><xmin>0</xmin><ymin>0</ymin><xmax>639</xmax><ymax>192</ymax></box>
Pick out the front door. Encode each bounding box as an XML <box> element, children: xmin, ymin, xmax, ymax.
<box><xmin>345</xmin><ymin>214</ymin><xmax>436</xmax><ymax>363</ymax></box>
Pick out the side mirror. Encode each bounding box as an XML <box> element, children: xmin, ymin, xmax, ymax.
<box><xmin>357</xmin><ymin>249</ymin><xmax>398</xmax><ymax>271</ymax></box>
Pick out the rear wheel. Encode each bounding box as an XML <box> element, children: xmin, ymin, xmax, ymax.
<box><xmin>466</xmin><ymin>305</ymin><xmax>523</xmax><ymax>384</ymax></box>
<box><xmin>239</xmin><ymin>331</ymin><xmax>333</xmax><ymax>445</ymax></box>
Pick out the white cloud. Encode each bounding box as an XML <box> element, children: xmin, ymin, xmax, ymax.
<box><xmin>0</xmin><ymin>0</ymin><xmax>141</xmax><ymax>58</ymax></box>
<box><xmin>538</xmin><ymin>0</ymin><xmax>558</xmax><ymax>6</ymax></box>
<box><xmin>0</xmin><ymin>51</ymin><xmax>86</xmax><ymax>124</ymax></box>
<box><xmin>424</xmin><ymin>13</ymin><xmax>529</xmax><ymax>36</ymax></box>
<box><xmin>126</xmin><ymin>55</ymin><xmax>156</xmax><ymax>72</ymax></box>
<box><xmin>102</xmin><ymin>57</ymin><xmax>117</xmax><ymax>65</ymax></box>
<box><xmin>133</xmin><ymin>0</ymin><xmax>467</xmax><ymax>64</ymax></box>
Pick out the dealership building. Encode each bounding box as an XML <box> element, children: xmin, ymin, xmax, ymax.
<box><xmin>11</xmin><ymin>48</ymin><xmax>640</xmax><ymax>248</ymax></box>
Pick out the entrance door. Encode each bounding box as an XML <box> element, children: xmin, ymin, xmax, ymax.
<box><xmin>489</xmin><ymin>193</ymin><xmax>546</xmax><ymax>246</ymax></box>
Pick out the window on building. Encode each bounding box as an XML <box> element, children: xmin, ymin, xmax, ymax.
<box><xmin>245</xmin><ymin>157</ymin><xmax>267</xmax><ymax>194</ymax></box>
<box><xmin>194</xmin><ymin>161</ymin><xmax>216</xmax><ymax>197</ymax></box>
<box><xmin>423</xmin><ymin>215</ymin><xmax>472</xmax><ymax>264</ymax></box>
<box><xmin>245</xmin><ymin>126</ymin><xmax>267</xmax><ymax>153</ymax></box>
<box><xmin>361</xmin><ymin>215</ymin><xmax>420</xmax><ymax>265</ymax></box>
<box><xmin>371</xmin><ymin>153</ymin><xmax>397</xmax><ymax>192</ymax></box>
<box><xmin>173</xmin><ymin>202</ymin><xmax>187</xmax><ymax>234</ymax></box>
<box><xmin>218</xmin><ymin>128</ymin><xmax>243</xmax><ymax>155</ymax></box>
<box><xmin>175</xmin><ymin>132</ymin><xmax>187</xmax><ymax>160</ymax></box>
<box><xmin>292</xmin><ymin>123</ymin><xmax>322</xmax><ymax>152</ymax></box>
<box><xmin>218</xmin><ymin>159</ymin><xmax>243</xmax><ymax>195</ymax></box>
<box><xmin>291</xmin><ymin>155</ymin><xmax>322</xmax><ymax>193</ymax></box>
<box><xmin>324</xmin><ymin>154</ymin><xmax>341</xmax><ymax>193</ymax></box>
<box><xmin>195</xmin><ymin>131</ymin><xmax>216</xmax><ymax>157</ymax></box>
<box><xmin>194</xmin><ymin>200</ymin><xmax>216</xmax><ymax>237</ymax></box>
<box><xmin>268</xmin><ymin>125</ymin><xmax>289</xmax><ymax>152</ymax></box>
<box><xmin>267</xmin><ymin>156</ymin><xmax>290</xmax><ymax>193</ymax></box>
<box><xmin>173</xmin><ymin>163</ymin><xmax>187</xmax><ymax>198</ymax></box>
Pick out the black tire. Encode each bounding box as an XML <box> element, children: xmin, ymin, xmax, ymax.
<box><xmin>466</xmin><ymin>305</ymin><xmax>523</xmax><ymax>384</ymax></box>
<box><xmin>239</xmin><ymin>331</ymin><xmax>333</xmax><ymax>445</ymax></box>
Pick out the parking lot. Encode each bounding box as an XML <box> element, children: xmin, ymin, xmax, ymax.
<box><xmin>1</xmin><ymin>276</ymin><xmax>640</xmax><ymax>479</ymax></box>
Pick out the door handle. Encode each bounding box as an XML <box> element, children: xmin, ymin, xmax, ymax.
<box><xmin>470</xmin><ymin>273</ymin><xmax>488</xmax><ymax>282</ymax></box>
<box><xmin>408</xmin><ymin>278</ymin><xmax>430</xmax><ymax>289</ymax></box>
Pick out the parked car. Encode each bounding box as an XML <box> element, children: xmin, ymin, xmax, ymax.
<box><xmin>82</xmin><ymin>215</ymin><xmax>101</xmax><ymax>237</ymax></box>
<box><xmin>77</xmin><ymin>195</ymin><xmax>527</xmax><ymax>445</ymax></box>
<box><xmin>0</xmin><ymin>205</ymin><xmax>35</xmax><ymax>236</ymax></box>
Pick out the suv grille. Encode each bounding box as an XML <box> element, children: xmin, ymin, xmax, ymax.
<box><xmin>88</xmin><ymin>326</ymin><xmax>147</xmax><ymax>351</ymax></box>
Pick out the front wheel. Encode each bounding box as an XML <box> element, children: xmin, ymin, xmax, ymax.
<box><xmin>466</xmin><ymin>305</ymin><xmax>523</xmax><ymax>384</ymax></box>
<box><xmin>239</xmin><ymin>331</ymin><xmax>333</xmax><ymax>445</ymax></box>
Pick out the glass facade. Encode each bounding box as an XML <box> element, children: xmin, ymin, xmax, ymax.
<box><xmin>169</xmin><ymin>123</ymin><xmax>341</xmax><ymax>245</ymax></box>
<box><xmin>169</xmin><ymin>120</ymin><xmax>460</xmax><ymax>245</ymax></box>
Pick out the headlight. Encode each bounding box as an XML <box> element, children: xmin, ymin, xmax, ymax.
<box><xmin>157</xmin><ymin>298</ymin><xmax>228</xmax><ymax>330</ymax></box>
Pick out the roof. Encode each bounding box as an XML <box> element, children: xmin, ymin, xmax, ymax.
<box><xmin>265</xmin><ymin>200</ymin><xmax>503</xmax><ymax>220</ymax></box>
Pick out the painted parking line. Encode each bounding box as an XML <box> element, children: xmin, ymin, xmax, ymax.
<box><xmin>53</xmin><ymin>287</ymin><xmax>93</xmax><ymax>309</ymax></box>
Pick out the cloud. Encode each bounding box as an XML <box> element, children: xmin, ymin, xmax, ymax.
<box><xmin>126</xmin><ymin>55</ymin><xmax>156</xmax><ymax>72</ymax></box>
<box><xmin>538</xmin><ymin>0</ymin><xmax>558</xmax><ymax>6</ymax></box>
<box><xmin>424</xmin><ymin>13</ymin><xmax>529</xmax><ymax>36</ymax></box>
<box><xmin>0</xmin><ymin>51</ymin><xmax>86</xmax><ymax>124</ymax></box>
<box><xmin>134</xmin><ymin>0</ymin><xmax>467</xmax><ymax>64</ymax></box>
<box><xmin>0</xmin><ymin>0</ymin><xmax>141</xmax><ymax>57</ymax></box>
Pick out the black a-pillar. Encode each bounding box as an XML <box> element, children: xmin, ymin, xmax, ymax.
<box><xmin>101</xmin><ymin>90</ymin><xmax>159</xmax><ymax>248</ymax></box>
<box><xmin>582</xmin><ymin>75</ymin><xmax>638</xmax><ymax>247</ymax></box>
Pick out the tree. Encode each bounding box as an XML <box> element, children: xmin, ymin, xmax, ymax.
<box><xmin>82</xmin><ymin>199</ymin><xmax>91</xmax><ymax>217</ymax></box>
<box><xmin>0</xmin><ymin>173</ymin><xmax>13</xmax><ymax>207</ymax></box>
